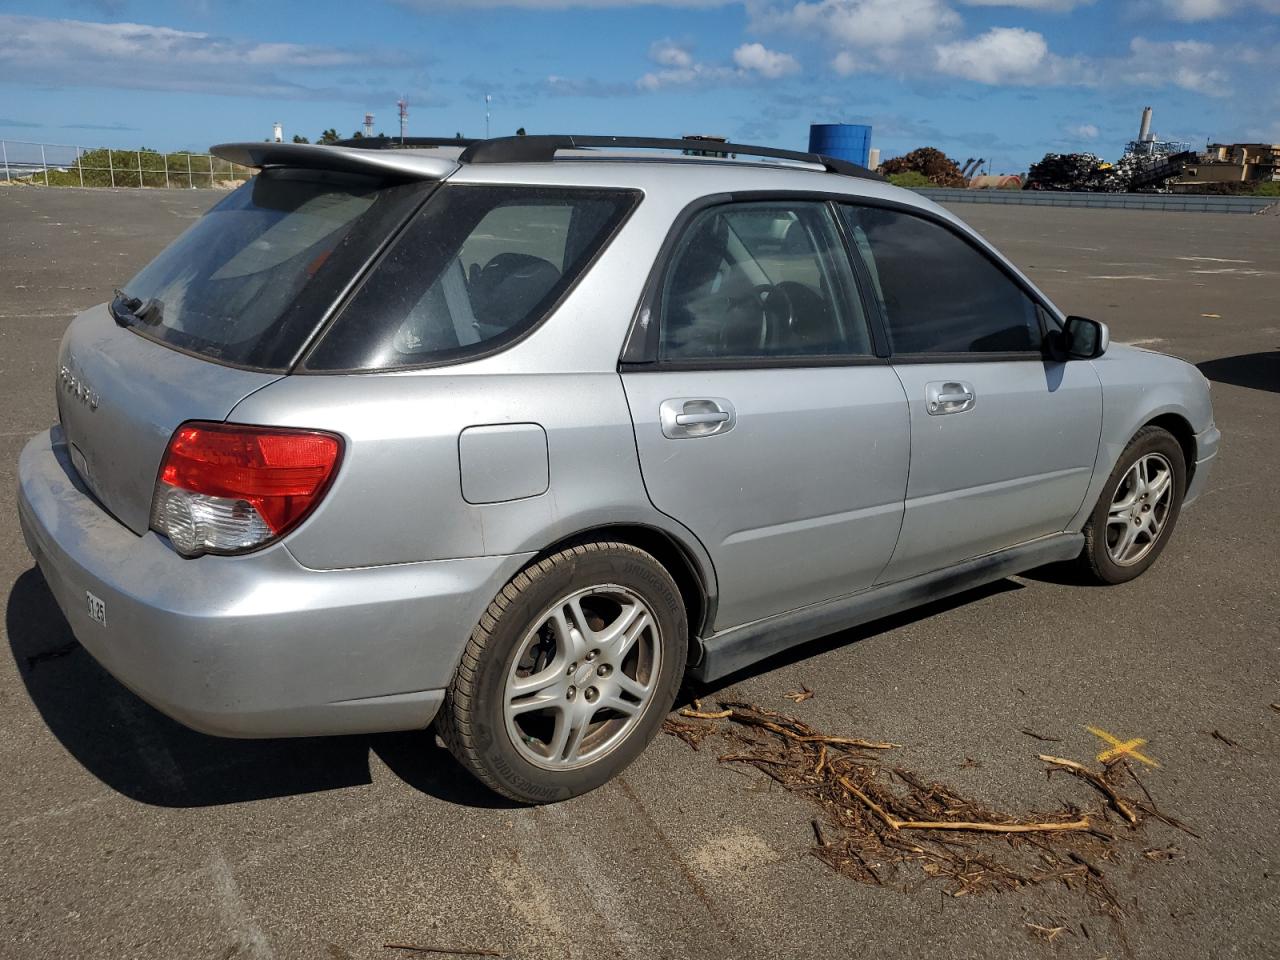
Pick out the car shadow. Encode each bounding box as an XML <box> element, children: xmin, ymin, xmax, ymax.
<box><xmin>1016</xmin><ymin>558</ymin><xmax>1109</xmax><ymax>588</ymax></box>
<box><xmin>1197</xmin><ymin>351</ymin><xmax>1279</xmax><ymax>394</ymax></box>
<box><xmin>5</xmin><ymin>567</ymin><xmax>513</xmax><ymax>809</ymax></box>
<box><xmin>10</xmin><ymin>566</ymin><xmax>1039</xmax><ymax>807</ymax></box>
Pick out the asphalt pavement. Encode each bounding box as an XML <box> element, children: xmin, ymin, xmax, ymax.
<box><xmin>1</xmin><ymin>186</ymin><xmax>1276</xmax><ymax>960</ymax></box>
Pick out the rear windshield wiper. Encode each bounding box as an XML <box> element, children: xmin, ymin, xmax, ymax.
<box><xmin>110</xmin><ymin>289</ymin><xmax>163</xmax><ymax>327</ymax></box>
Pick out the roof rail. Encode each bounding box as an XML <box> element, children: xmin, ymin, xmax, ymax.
<box><xmin>456</xmin><ymin>135</ymin><xmax>885</xmax><ymax>181</ymax></box>
<box><xmin>333</xmin><ymin>136</ymin><xmax>476</xmax><ymax>150</ymax></box>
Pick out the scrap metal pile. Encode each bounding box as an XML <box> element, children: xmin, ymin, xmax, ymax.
<box><xmin>1026</xmin><ymin>146</ymin><xmax>1193</xmax><ymax>193</ymax></box>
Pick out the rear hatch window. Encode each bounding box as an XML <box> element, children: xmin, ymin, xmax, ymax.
<box><xmin>302</xmin><ymin>185</ymin><xmax>640</xmax><ymax>371</ymax></box>
<box><xmin>115</xmin><ymin>168</ymin><xmax>429</xmax><ymax>371</ymax></box>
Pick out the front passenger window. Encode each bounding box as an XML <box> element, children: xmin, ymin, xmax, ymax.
<box><xmin>659</xmin><ymin>202</ymin><xmax>871</xmax><ymax>361</ymax></box>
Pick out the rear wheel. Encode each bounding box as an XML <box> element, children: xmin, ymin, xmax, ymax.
<box><xmin>1078</xmin><ymin>426</ymin><xmax>1186</xmax><ymax>584</ymax></box>
<box><xmin>437</xmin><ymin>541</ymin><xmax>687</xmax><ymax>803</ymax></box>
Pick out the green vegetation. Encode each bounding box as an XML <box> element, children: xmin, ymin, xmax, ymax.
<box><xmin>886</xmin><ymin>170</ymin><xmax>933</xmax><ymax>189</ymax></box>
<box><xmin>1253</xmin><ymin>180</ymin><xmax>1280</xmax><ymax>197</ymax></box>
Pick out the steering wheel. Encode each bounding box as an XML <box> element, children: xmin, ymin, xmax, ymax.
<box><xmin>718</xmin><ymin>284</ymin><xmax>789</xmax><ymax>354</ymax></box>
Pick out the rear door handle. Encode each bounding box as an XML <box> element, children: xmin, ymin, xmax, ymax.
<box><xmin>925</xmin><ymin>381</ymin><xmax>976</xmax><ymax>415</ymax></box>
<box><xmin>660</xmin><ymin>398</ymin><xmax>737</xmax><ymax>439</ymax></box>
<box><xmin>675</xmin><ymin>411</ymin><xmax>730</xmax><ymax>426</ymax></box>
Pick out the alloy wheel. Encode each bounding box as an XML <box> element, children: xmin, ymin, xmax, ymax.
<box><xmin>1106</xmin><ymin>452</ymin><xmax>1175</xmax><ymax>566</ymax></box>
<box><xmin>503</xmin><ymin>584</ymin><xmax>661</xmax><ymax>770</ymax></box>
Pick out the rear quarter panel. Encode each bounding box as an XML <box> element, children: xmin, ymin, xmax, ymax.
<box><xmin>228</xmin><ymin>371</ymin><xmax>716</xmax><ymax>583</ymax></box>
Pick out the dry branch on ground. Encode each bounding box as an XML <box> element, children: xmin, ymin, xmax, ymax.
<box><xmin>664</xmin><ymin>701</ymin><xmax>1193</xmax><ymax>932</ymax></box>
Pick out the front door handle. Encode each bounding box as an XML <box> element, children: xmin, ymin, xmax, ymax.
<box><xmin>660</xmin><ymin>398</ymin><xmax>737</xmax><ymax>439</ymax></box>
<box><xmin>926</xmin><ymin>380</ymin><xmax>976</xmax><ymax>415</ymax></box>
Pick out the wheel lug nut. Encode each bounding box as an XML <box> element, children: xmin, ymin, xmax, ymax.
<box><xmin>566</xmin><ymin>662</ymin><xmax>576</xmax><ymax>675</ymax></box>
<box><xmin>586</xmin><ymin>650</ymin><xmax>597</xmax><ymax>661</ymax></box>
<box><xmin>584</xmin><ymin>687</ymin><xmax>599</xmax><ymax>703</ymax></box>
<box><xmin>597</xmin><ymin>664</ymin><xmax>612</xmax><ymax>678</ymax></box>
<box><xmin>566</xmin><ymin>685</ymin><xmax>576</xmax><ymax>700</ymax></box>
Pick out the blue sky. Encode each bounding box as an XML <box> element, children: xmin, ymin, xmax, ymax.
<box><xmin>0</xmin><ymin>0</ymin><xmax>1276</xmax><ymax>172</ymax></box>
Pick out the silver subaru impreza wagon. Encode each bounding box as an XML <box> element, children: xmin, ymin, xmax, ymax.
<box><xmin>18</xmin><ymin>135</ymin><xmax>1219</xmax><ymax>802</ymax></box>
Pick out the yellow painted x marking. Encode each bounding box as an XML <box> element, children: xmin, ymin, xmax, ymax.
<box><xmin>1086</xmin><ymin>726</ymin><xmax>1159</xmax><ymax>768</ymax></box>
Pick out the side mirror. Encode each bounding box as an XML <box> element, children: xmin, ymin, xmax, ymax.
<box><xmin>1058</xmin><ymin>315</ymin><xmax>1109</xmax><ymax>360</ymax></box>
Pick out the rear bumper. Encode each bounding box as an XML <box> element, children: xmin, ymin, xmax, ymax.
<box><xmin>1184</xmin><ymin>423</ymin><xmax>1221</xmax><ymax>507</ymax></box>
<box><xmin>18</xmin><ymin>427</ymin><xmax>530</xmax><ymax>738</ymax></box>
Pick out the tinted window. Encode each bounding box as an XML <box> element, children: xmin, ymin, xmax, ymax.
<box><xmin>306</xmin><ymin>185</ymin><xmax>638</xmax><ymax>371</ymax></box>
<box><xmin>119</xmin><ymin>169</ymin><xmax>421</xmax><ymax>370</ymax></box>
<box><xmin>840</xmin><ymin>206</ymin><xmax>1041</xmax><ymax>355</ymax></box>
<box><xmin>659</xmin><ymin>202</ymin><xmax>871</xmax><ymax>361</ymax></box>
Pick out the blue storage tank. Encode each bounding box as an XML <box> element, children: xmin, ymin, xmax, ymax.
<box><xmin>808</xmin><ymin>124</ymin><xmax>872</xmax><ymax>168</ymax></box>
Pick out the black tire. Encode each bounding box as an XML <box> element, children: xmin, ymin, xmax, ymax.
<box><xmin>437</xmin><ymin>541</ymin><xmax>687</xmax><ymax>803</ymax></box>
<box><xmin>1078</xmin><ymin>425</ymin><xmax>1187</xmax><ymax>585</ymax></box>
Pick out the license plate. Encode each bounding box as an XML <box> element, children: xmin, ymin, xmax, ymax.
<box><xmin>85</xmin><ymin>591</ymin><xmax>107</xmax><ymax>627</ymax></box>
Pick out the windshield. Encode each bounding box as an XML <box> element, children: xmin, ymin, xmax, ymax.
<box><xmin>117</xmin><ymin>168</ymin><xmax>427</xmax><ymax>371</ymax></box>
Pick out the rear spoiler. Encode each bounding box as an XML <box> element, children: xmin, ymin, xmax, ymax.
<box><xmin>210</xmin><ymin>142</ymin><xmax>458</xmax><ymax>181</ymax></box>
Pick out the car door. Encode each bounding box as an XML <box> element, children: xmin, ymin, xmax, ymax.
<box><xmin>620</xmin><ymin>199</ymin><xmax>910</xmax><ymax>631</ymax></box>
<box><xmin>837</xmin><ymin>203</ymin><xmax>1103</xmax><ymax>583</ymax></box>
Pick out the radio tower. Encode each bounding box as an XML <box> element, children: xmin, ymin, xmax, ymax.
<box><xmin>363</xmin><ymin>113</ymin><xmax>375</xmax><ymax>138</ymax></box>
<box><xmin>397</xmin><ymin>98</ymin><xmax>408</xmax><ymax>145</ymax></box>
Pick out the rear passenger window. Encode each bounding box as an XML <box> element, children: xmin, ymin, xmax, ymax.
<box><xmin>839</xmin><ymin>206</ymin><xmax>1042</xmax><ymax>355</ymax></box>
<box><xmin>659</xmin><ymin>202</ymin><xmax>871</xmax><ymax>362</ymax></box>
<box><xmin>306</xmin><ymin>185</ymin><xmax>638</xmax><ymax>371</ymax></box>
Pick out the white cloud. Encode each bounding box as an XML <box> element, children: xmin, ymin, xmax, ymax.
<box><xmin>637</xmin><ymin>38</ymin><xmax>800</xmax><ymax>89</ymax></box>
<box><xmin>0</xmin><ymin>16</ymin><xmax>367</xmax><ymax>69</ymax></box>
<box><xmin>649</xmin><ymin>38</ymin><xmax>695</xmax><ymax>68</ymax></box>
<box><xmin>934</xmin><ymin>27</ymin><xmax>1051</xmax><ymax>83</ymax></box>
<box><xmin>0</xmin><ymin>14</ymin><xmax>400</xmax><ymax>100</ymax></box>
<box><xmin>1066</xmin><ymin>122</ymin><xmax>1100</xmax><ymax>139</ymax></box>
<box><xmin>638</xmin><ymin>62</ymin><xmax>734</xmax><ymax>90</ymax></box>
<box><xmin>396</xmin><ymin>0</ymin><xmax>730</xmax><ymax>6</ymax></box>
<box><xmin>1120</xmin><ymin>36</ymin><xmax>1231</xmax><ymax>95</ymax></box>
<box><xmin>930</xmin><ymin>27</ymin><xmax>1234</xmax><ymax>92</ymax></box>
<box><xmin>753</xmin><ymin>0</ymin><xmax>962</xmax><ymax>52</ymax></box>
<box><xmin>1146</xmin><ymin>0</ymin><xmax>1280</xmax><ymax>20</ymax></box>
<box><xmin>732</xmin><ymin>42</ymin><xmax>800</xmax><ymax>78</ymax></box>
<box><xmin>1153</xmin><ymin>0</ymin><xmax>1234</xmax><ymax>17</ymax></box>
<box><xmin>831</xmin><ymin>51</ymin><xmax>862</xmax><ymax>74</ymax></box>
<box><xmin>960</xmin><ymin>0</ymin><xmax>1094</xmax><ymax>9</ymax></box>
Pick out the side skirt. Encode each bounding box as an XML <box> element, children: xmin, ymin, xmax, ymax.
<box><xmin>689</xmin><ymin>533</ymin><xmax>1084</xmax><ymax>683</ymax></box>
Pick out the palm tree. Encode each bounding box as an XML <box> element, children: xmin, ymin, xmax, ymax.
<box><xmin>318</xmin><ymin>128</ymin><xmax>340</xmax><ymax>145</ymax></box>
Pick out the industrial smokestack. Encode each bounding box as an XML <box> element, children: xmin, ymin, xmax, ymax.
<box><xmin>1139</xmin><ymin>106</ymin><xmax>1153</xmax><ymax>143</ymax></box>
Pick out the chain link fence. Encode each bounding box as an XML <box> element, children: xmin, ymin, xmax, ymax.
<box><xmin>0</xmin><ymin>139</ymin><xmax>252</xmax><ymax>189</ymax></box>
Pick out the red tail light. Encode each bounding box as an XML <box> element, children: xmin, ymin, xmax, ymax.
<box><xmin>150</xmin><ymin>422</ymin><xmax>343</xmax><ymax>557</ymax></box>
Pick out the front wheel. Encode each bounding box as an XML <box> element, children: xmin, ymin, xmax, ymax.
<box><xmin>437</xmin><ymin>541</ymin><xmax>687</xmax><ymax>803</ymax></box>
<box><xmin>1078</xmin><ymin>425</ymin><xmax>1186</xmax><ymax>584</ymax></box>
